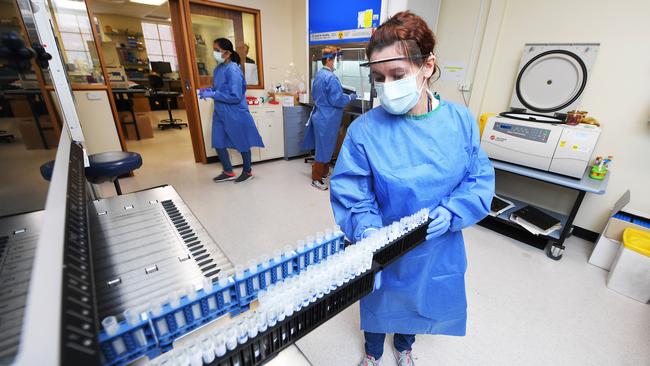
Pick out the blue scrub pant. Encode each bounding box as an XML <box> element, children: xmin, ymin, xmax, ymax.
<box><xmin>217</xmin><ymin>148</ymin><xmax>252</xmax><ymax>173</ymax></box>
<box><xmin>364</xmin><ymin>332</ymin><xmax>415</xmax><ymax>360</ymax></box>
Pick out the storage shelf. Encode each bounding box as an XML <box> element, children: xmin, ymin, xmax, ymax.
<box><xmin>491</xmin><ymin>194</ymin><xmax>568</xmax><ymax>241</ymax></box>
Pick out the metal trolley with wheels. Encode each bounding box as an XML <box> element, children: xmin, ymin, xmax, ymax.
<box><xmin>479</xmin><ymin>159</ymin><xmax>609</xmax><ymax>260</ymax></box>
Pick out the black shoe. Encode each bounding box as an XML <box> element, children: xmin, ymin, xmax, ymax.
<box><xmin>234</xmin><ymin>171</ymin><xmax>253</xmax><ymax>183</ymax></box>
<box><xmin>213</xmin><ymin>171</ymin><xmax>236</xmax><ymax>183</ymax></box>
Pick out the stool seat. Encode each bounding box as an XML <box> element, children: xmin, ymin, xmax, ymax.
<box><xmin>85</xmin><ymin>151</ymin><xmax>142</xmax><ymax>184</ymax></box>
<box><xmin>40</xmin><ymin>160</ymin><xmax>55</xmax><ymax>181</ymax></box>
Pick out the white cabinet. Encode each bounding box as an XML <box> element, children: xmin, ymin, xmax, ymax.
<box><xmin>252</xmin><ymin>107</ymin><xmax>284</xmax><ymax>160</ymax></box>
<box><xmin>200</xmin><ymin>99</ymin><xmax>284</xmax><ymax>165</ymax></box>
<box><xmin>227</xmin><ymin>106</ymin><xmax>283</xmax><ymax>166</ymax></box>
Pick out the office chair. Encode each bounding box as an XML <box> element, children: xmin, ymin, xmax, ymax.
<box><xmin>148</xmin><ymin>74</ymin><xmax>187</xmax><ymax>130</ymax></box>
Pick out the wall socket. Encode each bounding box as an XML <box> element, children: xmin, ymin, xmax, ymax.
<box><xmin>458</xmin><ymin>83</ymin><xmax>472</xmax><ymax>92</ymax></box>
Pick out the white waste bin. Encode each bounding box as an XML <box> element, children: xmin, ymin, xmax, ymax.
<box><xmin>606</xmin><ymin>228</ymin><xmax>650</xmax><ymax>303</ymax></box>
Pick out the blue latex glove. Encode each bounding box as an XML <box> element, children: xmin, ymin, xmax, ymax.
<box><xmin>426</xmin><ymin>206</ymin><xmax>452</xmax><ymax>240</ymax></box>
<box><xmin>199</xmin><ymin>88</ymin><xmax>215</xmax><ymax>100</ymax></box>
<box><xmin>349</xmin><ymin>92</ymin><xmax>358</xmax><ymax>101</ymax></box>
<box><xmin>360</xmin><ymin>227</ymin><xmax>378</xmax><ymax>240</ymax></box>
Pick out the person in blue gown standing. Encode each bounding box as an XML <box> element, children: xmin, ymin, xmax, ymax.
<box><xmin>330</xmin><ymin>12</ymin><xmax>495</xmax><ymax>366</ymax></box>
<box><xmin>302</xmin><ymin>46</ymin><xmax>356</xmax><ymax>191</ymax></box>
<box><xmin>199</xmin><ymin>38</ymin><xmax>264</xmax><ymax>183</ymax></box>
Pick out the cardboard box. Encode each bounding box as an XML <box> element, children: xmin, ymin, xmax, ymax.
<box><xmin>18</xmin><ymin>117</ymin><xmax>59</xmax><ymax>149</ymax></box>
<box><xmin>123</xmin><ymin>112</ymin><xmax>154</xmax><ymax>140</ymax></box>
<box><xmin>271</xmin><ymin>92</ymin><xmax>298</xmax><ymax>106</ymax></box>
<box><xmin>8</xmin><ymin>97</ymin><xmax>32</xmax><ymax>118</ymax></box>
<box><xmin>589</xmin><ymin>190</ymin><xmax>650</xmax><ymax>270</ymax></box>
<box><xmin>132</xmin><ymin>95</ymin><xmax>151</xmax><ymax>112</ymax></box>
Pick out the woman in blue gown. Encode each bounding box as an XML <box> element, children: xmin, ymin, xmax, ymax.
<box><xmin>330</xmin><ymin>12</ymin><xmax>495</xmax><ymax>366</ymax></box>
<box><xmin>199</xmin><ymin>38</ymin><xmax>264</xmax><ymax>183</ymax></box>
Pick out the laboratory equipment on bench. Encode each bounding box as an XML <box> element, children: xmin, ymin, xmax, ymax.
<box><xmin>481</xmin><ymin>43</ymin><xmax>601</xmax><ymax>179</ymax></box>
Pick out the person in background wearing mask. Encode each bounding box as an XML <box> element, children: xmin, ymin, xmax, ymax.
<box><xmin>199</xmin><ymin>38</ymin><xmax>264</xmax><ymax>183</ymax></box>
<box><xmin>330</xmin><ymin>12</ymin><xmax>495</xmax><ymax>366</ymax></box>
<box><xmin>302</xmin><ymin>47</ymin><xmax>356</xmax><ymax>191</ymax></box>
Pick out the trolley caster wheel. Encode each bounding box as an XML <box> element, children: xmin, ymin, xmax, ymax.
<box><xmin>545</xmin><ymin>242</ymin><xmax>564</xmax><ymax>261</ymax></box>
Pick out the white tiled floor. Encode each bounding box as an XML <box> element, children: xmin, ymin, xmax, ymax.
<box><xmin>100</xmin><ymin>137</ymin><xmax>650</xmax><ymax>366</ymax></box>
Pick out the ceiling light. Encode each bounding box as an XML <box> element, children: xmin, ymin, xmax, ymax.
<box><xmin>129</xmin><ymin>0</ymin><xmax>167</xmax><ymax>6</ymax></box>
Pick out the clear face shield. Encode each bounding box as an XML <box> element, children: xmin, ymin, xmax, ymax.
<box><xmin>359</xmin><ymin>40</ymin><xmax>435</xmax><ymax>116</ymax></box>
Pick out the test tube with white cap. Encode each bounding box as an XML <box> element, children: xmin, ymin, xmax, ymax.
<box><xmin>123</xmin><ymin>308</ymin><xmax>147</xmax><ymax>347</ymax></box>
<box><xmin>102</xmin><ymin>316</ymin><xmax>127</xmax><ymax>355</ymax></box>
<box><xmin>201</xmin><ymin>336</ymin><xmax>215</xmax><ymax>363</ymax></box>
<box><xmin>256</xmin><ymin>311</ymin><xmax>268</xmax><ymax>332</ymax></box>
<box><xmin>296</xmin><ymin>240</ymin><xmax>307</xmax><ymax>270</ymax></box>
<box><xmin>225</xmin><ymin>325</ymin><xmax>238</xmax><ymax>350</ymax></box>
<box><xmin>248</xmin><ymin>259</ymin><xmax>260</xmax><ymax>291</ymax></box>
<box><xmin>186</xmin><ymin>284</ymin><xmax>202</xmax><ymax>321</ymax></box>
<box><xmin>236</xmin><ymin>320</ymin><xmax>249</xmax><ymax>344</ymax></box>
<box><xmin>188</xmin><ymin>343</ymin><xmax>203</xmax><ymax>366</ymax></box>
<box><xmin>153</xmin><ymin>296</ymin><xmax>170</xmax><ymax>336</ymax></box>
<box><xmin>172</xmin><ymin>288</ymin><xmax>187</xmax><ymax>328</ymax></box>
<box><xmin>213</xmin><ymin>331</ymin><xmax>227</xmax><ymax>357</ymax></box>
<box><xmin>283</xmin><ymin>245</ymin><xmax>294</xmax><ymax>276</ymax></box>
<box><xmin>175</xmin><ymin>349</ymin><xmax>191</xmax><ymax>366</ymax></box>
<box><xmin>259</xmin><ymin>254</ymin><xmax>272</xmax><ymax>287</ymax></box>
<box><xmin>219</xmin><ymin>277</ymin><xmax>232</xmax><ymax>306</ymax></box>
<box><xmin>203</xmin><ymin>278</ymin><xmax>218</xmax><ymax>312</ymax></box>
<box><xmin>246</xmin><ymin>314</ymin><xmax>259</xmax><ymax>339</ymax></box>
<box><xmin>272</xmin><ymin>249</ymin><xmax>283</xmax><ymax>281</ymax></box>
<box><xmin>305</xmin><ymin>236</ymin><xmax>315</xmax><ymax>266</ymax></box>
<box><xmin>235</xmin><ymin>264</ymin><xmax>247</xmax><ymax>298</ymax></box>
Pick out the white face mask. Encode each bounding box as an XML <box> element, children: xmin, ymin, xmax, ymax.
<box><xmin>213</xmin><ymin>51</ymin><xmax>225</xmax><ymax>63</ymax></box>
<box><xmin>375</xmin><ymin>65</ymin><xmax>426</xmax><ymax>115</ymax></box>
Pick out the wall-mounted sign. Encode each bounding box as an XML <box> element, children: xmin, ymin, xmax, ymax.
<box><xmin>309</xmin><ymin>0</ymin><xmax>382</xmax><ymax>45</ymax></box>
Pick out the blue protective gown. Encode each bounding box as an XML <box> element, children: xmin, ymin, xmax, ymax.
<box><xmin>302</xmin><ymin>67</ymin><xmax>351</xmax><ymax>162</ymax></box>
<box><xmin>330</xmin><ymin>99</ymin><xmax>495</xmax><ymax>335</ymax></box>
<box><xmin>210</xmin><ymin>62</ymin><xmax>264</xmax><ymax>152</ymax></box>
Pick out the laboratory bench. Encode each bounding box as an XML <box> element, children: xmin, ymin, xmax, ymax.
<box><xmin>112</xmin><ymin>88</ymin><xmax>148</xmax><ymax>140</ymax></box>
<box><xmin>479</xmin><ymin>159</ymin><xmax>610</xmax><ymax>260</ymax></box>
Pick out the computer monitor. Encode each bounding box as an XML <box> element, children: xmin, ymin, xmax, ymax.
<box><xmin>151</xmin><ymin>61</ymin><xmax>172</xmax><ymax>75</ymax></box>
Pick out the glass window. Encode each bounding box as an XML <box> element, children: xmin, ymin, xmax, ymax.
<box><xmin>49</xmin><ymin>0</ymin><xmax>104</xmax><ymax>85</ymax></box>
<box><xmin>189</xmin><ymin>3</ymin><xmax>264</xmax><ymax>88</ymax></box>
<box><xmin>142</xmin><ymin>22</ymin><xmax>178</xmax><ymax>72</ymax></box>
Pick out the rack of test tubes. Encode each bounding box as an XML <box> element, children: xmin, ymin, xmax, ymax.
<box><xmin>98</xmin><ymin>226</ymin><xmax>348</xmax><ymax>366</ymax></box>
<box><xmin>143</xmin><ymin>209</ymin><xmax>432</xmax><ymax>366</ymax></box>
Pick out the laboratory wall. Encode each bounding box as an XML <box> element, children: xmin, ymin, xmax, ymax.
<box><xmin>49</xmin><ymin>90</ymin><xmax>122</xmax><ymax>154</ymax></box>
<box><xmin>434</xmin><ymin>0</ymin><xmax>650</xmax><ymax>231</ymax></box>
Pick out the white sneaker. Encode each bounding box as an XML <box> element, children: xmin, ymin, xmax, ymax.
<box><xmin>358</xmin><ymin>355</ymin><xmax>382</xmax><ymax>366</ymax></box>
<box><xmin>311</xmin><ymin>179</ymin><xmax>328</xmax><ymax>191</ymax></box>
<box><xmin>394</xmin><ymin>349</ymin><xmax>416</xmax><ymax>366</ymax></box>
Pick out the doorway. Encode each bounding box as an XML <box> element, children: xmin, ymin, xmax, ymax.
<box><xmin>87</xmin><ymin>0</ymin><xmax>196</xmax><ymax>171</ymax></box>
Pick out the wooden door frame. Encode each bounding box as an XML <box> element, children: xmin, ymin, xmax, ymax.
<box><xmin>170</xmin><ymin>0</ymin><xmax>206</xmax><ymax>163</ymax></box>
<box><xmin>169</xmin><ymin>0</ymin><xmax>266</xmax><ymax>163</ymax></box>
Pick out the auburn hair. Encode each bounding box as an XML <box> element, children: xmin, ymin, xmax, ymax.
<box><xmin>366</xmin><ymin>11</ymin><xmax>438</xmax><ymax>78</ymax></box>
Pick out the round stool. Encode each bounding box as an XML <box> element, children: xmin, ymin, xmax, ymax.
<box><xmin>40</xmin><ymin>160</ymin><xmax>55</xmax><ymax>181</ymax></box>
<box><xmin>85</xmin><ymin>151</ymin><xmax>143</xmax><ymax>195</ymax></box>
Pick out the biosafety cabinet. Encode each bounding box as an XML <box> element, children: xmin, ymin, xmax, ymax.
<box><xmin>481</xmin><ymin>43</ymin><xmax>601</xmax><ymax>179</ymax></box>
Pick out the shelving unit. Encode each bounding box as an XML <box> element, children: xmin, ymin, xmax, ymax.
<box><xmin>479</xmin><ymin>159</ymin><xmax>609</xmax><ymax>260</ymax></box>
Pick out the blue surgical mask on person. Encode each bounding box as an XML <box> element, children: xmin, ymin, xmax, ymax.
<box><xmin>213</xmin><ymin>51</ymin><xmax>225</xmax><ymax>63</ymax></box>
<box><xmin>375</xmin><ymin>65</ymin><xmax>426</xmax><ymax>115</ymax></box>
